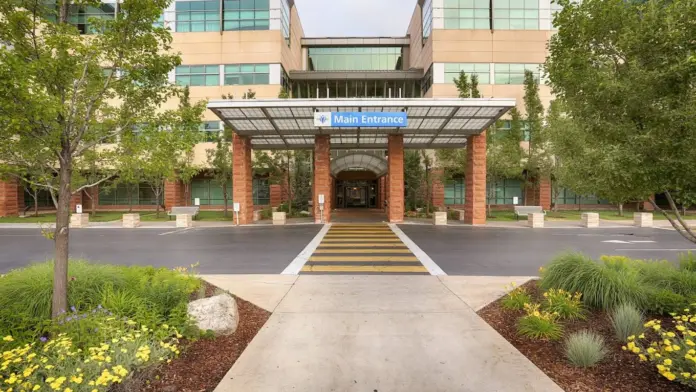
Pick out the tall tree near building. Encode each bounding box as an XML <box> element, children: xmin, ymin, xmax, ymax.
<box><xmin>177</xmin><ymin>151</ymin><xmax>202</xmax><ymax>208</ymax></box>
<box><xmin>521</xmin><ymin>70</ymin><xmax>551</xmax><ymax>205</ymax></box>
<box><xmin>546</xmin><ymin>0</ymin><xmax>696</xmax><ymax>242</ymax></box>
<box><xmin>541</xmin><ymin>100</ymin><xmax>567</xmax><ymax>212</ymax></box>
<box><xmin>140</xmin><ymin>91</ymin><xmax>204</xmax><ymax>218</ymax></box>
<box><xmin>404</xmin><ymin>150</ymin><xmax>424</xmax><ymax>212</ymax></box>
<box><xmin>486</xmin><ymin>109</ymin><xmax>524</xmax><ymax>217</ymax></box>
<box><xmin>206</xmin><ymin>127</ymin><xmax>233</xmax><ymax>217</ymax></box>
<box><xmin>114</xmin><ymin>132</ymin><xmax>144</xmax><ymax>213</ymax></box>
<box><xmin>0</xmin><ymin>0</ymin><xmax>182</xmax><ymax>317</ymax></box>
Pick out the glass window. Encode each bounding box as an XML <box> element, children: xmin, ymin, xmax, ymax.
<box><xmin>421</xmin><ymin>64</ymin><xmax>434</xmax><ymax>94</ymax></box>
<box><xmin>176</xmin><ymin>0</ymin><xmax>221</xmax><ymax>32</ymax></box>
<box><xmin>199</xmin><ymin>121</ymin><xmax>223</xmax><ymax>142</ymax></box>
<box><xmin>422</xmin><ymin>0</ymin><xmax>433</xmax><ymax>41</ymax></box>
<box><xmin>280</xmin><ymin>0</ymin><xmax>291</xmax><ymax>45</ymax></box>
<box><xmin>175</xmin><ymin>65</ymin><xmax>220</xmax><ymax>86</ymax></box>
<box><xmin>445</xmin><ymin>63</ymin><xmax>491</xmax><ymax>84</ymax></box>
<box><xmin>98</xmin><ymin>183</ymin><xmax>162</xmax><ymax>206</ymax></box>
<box><xmin>24</xmin><ymin>188</ymin><xmax>54</xmax><ymax>208</ymax></box>
<box><xmin>308</xmin><ymin>47</ymin><xmax>403</xmax><ymax>71</ymax></box>
<box><xmin>253</xmin><ymin>178</ymin><xmax>270</xmax><ymax>205</ymax></box>
<box><xmin>555</xmin><ymin>187</ymin><xmax>611</xmax><ymax>206</ymax></box>
<box><xmin>487</xmin><ymin>179</ymin><xmax>523</xmax><ymax>205</ymax></box>
<box><xmin>58</xmin><ymin>2</ymin><xmax>117</xmax><ymax>35</ymax></box>
<box><xmin>445</xmin><ymin>178</ymin><xmax>465</xmax><ymax>205</ymax></box>
<box><xmin>191</xmin><ymin>179</ymin><xmax>233</xmax><ymax>206</ymax></box>
<box><xmin>493</xmin><ymin>0</ymin><xmax>539</xmax><ymax>30</ymax></box>
<box><xmin>223</xmin><ymin>0</ymin><xmax>270</xmax><ymax>31</ymax></box>
<box><xmin>493</xmin><ymin>63</ymin><xmax>541</xmax><ymax>85</ymax></box>
<box><xmin>443</xmin><ymin>0</ymin><xmax>490</xmax><ymax>30</ymax></box>
<box><xmin>224</xmin><ymin>63</ymin><xmax>271</xmax><ymax>85</ymax></box>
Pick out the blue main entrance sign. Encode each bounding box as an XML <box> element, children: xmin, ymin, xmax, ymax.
<box><xmin>314</xmin><ymin>112</ymin><xmax>408</xmax><ymax>128</ymax></box>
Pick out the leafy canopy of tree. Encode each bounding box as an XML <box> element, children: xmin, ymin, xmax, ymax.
<box><xmin>0</xmin><ymin>0</ymin><xmax>187</xmax><ymax>316</ymax></box>
<box><xmin>546</xmin><ymin>0</ymin><xmax>696</xmax><ymax>241</ymax></box>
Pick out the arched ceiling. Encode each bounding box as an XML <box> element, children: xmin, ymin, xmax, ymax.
<box><xmin>331</xmin><ymin>153</ymin><xmax>388</xmax><ymax>177</ymax></box>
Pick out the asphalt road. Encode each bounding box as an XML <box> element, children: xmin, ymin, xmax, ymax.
<box><xmin>0</xmin><ymin>226</ymin><xmax>322</xmax><ymax>274</ymax></box>
<box><xmin>399</xmin><ymin>225</ymin><xmax>696</xmax><ymax>276</ymax></box>
<box><xmin>1</xmin><ymin>225</ymin><xmax>694</xmax><ymax>276</ymax></box>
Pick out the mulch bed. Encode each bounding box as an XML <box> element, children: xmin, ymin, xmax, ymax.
<box><xmin>120</xmin><ymin>282</ymin><xmax>271</xmax><ymax>392</ymax></box>
<box><xmin>478</xmin><ymin>280</ymin><xmax>693</xmax><ymax>392</ymax></box>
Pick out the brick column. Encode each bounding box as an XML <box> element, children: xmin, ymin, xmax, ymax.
<box><xmin>313</xmin><ymin>135</ymin><xmax>331</xmax><ymax>223</ymax></box>
<box><xmin>431</xmin><ymin>168</ymin><xmax>445</xmax><ymax>211</ymax></box>
<box><xmin>643</xmin><ymin>195</ymin><xmax>655</xmax><ymax>212</ymax></box>
<box><xmin>164</xmin><ymin>180</ymin><xmax>185</xmax><ymax>211</ymax></box>
<box><xmin>233</xmin><ymin>133</ymin><xmax>254</xmax><ymax>224</ymax></box>
<box><xmin>524</xmin><ymin>180</ymin><xmax>537</xmax><ymax>206</ymax></box>
<box><xmin>385</xmin><ymin>174</ymin><xmax>390</xmax><ymax>215</ymax></box>
<box><xmin>0</xmin><ymin>179</ymin><xmax>20</xmax><ymax>217</ymax></box>
<box><xmin>465</xmin><ymin>132</ymin><xmax>487</xmax><ymax>225</ymax></box>
<box><xmin>270</xmin><ymin>184</ymin><xmax>282</xmax><ymax>208</ymax></box>
<box><xmin>538</xmin><ymin>177</ymin><xmax>552</xmax><ymax>211</ymax></box>
<box><xmin>378</xmin><ymin>176</ymin><xmax>386</xmax><ymax>210</ymax></box>
<box><xmin>70</xmin><ymin>191</ymin><xmax>83</xmax><ymax>213</ymax></box>
<box><xmin>387</xmin><ymin>135</ymin><xmax>405</xmax><ymax>223</ymax></box>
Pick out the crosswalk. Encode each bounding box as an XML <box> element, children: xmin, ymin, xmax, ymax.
<box><xmin>300</xmin><ymin>224</ymin><xmax>429</xmax><ymax>274</ymax></box>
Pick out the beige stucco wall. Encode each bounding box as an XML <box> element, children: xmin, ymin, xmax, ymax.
<box><xmin>431</xmin><ymin>84</ymin><xmax>553</xmax><ymax>116</ymax></box>
<box><xmin>431</xmin><ymin>30</ymin><xmax>550</xmax><ymax>64</ymax></box>
<box><xmin>172</xmin><ymin>31</ymin><xmax>285</xmax><ymax>65</ymax></box>
<box><xmin>280</xmin><ymin>5</ymin><xmax>305</xmax><ymax>73</ymax></box>
<box><xmin>406</xmin><ymin>2</ymin><xmax>433</xmax><ymax>71</ymax></box>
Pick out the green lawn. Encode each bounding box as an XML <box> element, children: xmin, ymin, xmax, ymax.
<box><xmin>0</xmin><ymin>212</ymin><xmax>124</xmax><ymax>223</ymax></box>
<box><xmin>139</xmin><ymin>210</ymin><xmax>237</xmax><ymax>222</ymax></box>
<box><xmin>488</xmin><ymin>209</ymin><xmax>696</xmax><ymax>221</ymax></box>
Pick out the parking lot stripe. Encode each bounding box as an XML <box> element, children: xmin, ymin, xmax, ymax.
<box><xmin>301</xmin><ymin>265</ymin><xmax>429</xmax><ymax>273</ymax></box>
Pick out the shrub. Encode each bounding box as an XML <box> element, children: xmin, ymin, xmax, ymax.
<box><xmin>0</xmin><ymin>311</ymin><xmax>182</xmax><ymax>392</ymax></box>
<box><xmin>259</xmin><ymin>207</ymin><xmax>273</xmax><ymax>220</ymax></box>
<box><xmin>610</xmin><ymin>303</ymin><xmax>645</xmax><ymax>342</ymax></box>
<box><xmin>564</xmin><ymin>330</ymin><xmax>608</xmax><ymax>367</ymax></box>
<box><xmin>501</xmin><ymin>283</ymin><xmax>532</xmax><ymax>311</ymax></box>
<box><xmin>517</xmin><ymin>303</ymin><xmax>563</xmax><ymax>340</ymax></box>
<box><xmin>542</xmin><ymin>288</ymin><xmax>586</xmax><ymax>320</ymax></box>
<box><xmin>0</xmin><ymin>261</ymin><xmax>201</xmax><ymax>343</ymax></box>
<box><xmin>645</xmin><ymin>289</ymin><xmax>689</xmax><ymax>315</ymax></box>
<box><xmin>679</xmin><ymin>252</ymin><xmax>696</xmax><ymax>272</ymax></box>
<box><xmin>540</xmin><ymin>253</ymin><xmax>648</xmax><ymax>310</ymax></box>
<box><xmin>628</xmin><ymin>314</ymin><xmax>696</xmax><ymax>388</ymax></box>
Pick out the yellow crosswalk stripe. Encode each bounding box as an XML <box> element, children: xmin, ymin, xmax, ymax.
<box><xmin>324</xmin><ymin>235</ymin><xmax>398</xmax><ymax>239</ymax></box>
<box><xmin>313</xmin><ymin>249</ymin><xmax>413</xmax><ymax>254</ymax></box>
<box><xmin>309</xmin><ymin>256</ymin><xmax>419</xmax><ymax>262</ymax></box>
<box><xmin>301</xmin><ymin>265</ymin><xmax>428</xmax><ymax>273</ymax></box>
<box><xmin>327</xmin><ymin>230</ymin><xmax>392</xmax><ymax>234</ymax></box>
<box><xmin>322</xmin><ymin>239</ymin><xmax>402</xmax><ymax>242</ymax></box>
<box><xmin>317</xmin><ymin>243</ymin><xmax>408</xmax><ymax>248</ymax></box>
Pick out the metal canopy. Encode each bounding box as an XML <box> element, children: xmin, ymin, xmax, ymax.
<box><xmin>207</xmin><ymin>98</ymin><xmax>516</xmax><ymax>149</ymax></box>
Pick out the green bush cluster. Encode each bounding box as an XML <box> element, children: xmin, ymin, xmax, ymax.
<box><xmin>0</xmin><ymin>260</ymin><xmax>202</xmax><ymax>343</ymax></box>
<box><xmin>501</xmin><ymin>283</ymin><xmax>531</xmax><ymax>311</ymax></box>
<box><xmin>539</xmin><ymin>252</ymin><xmax>696</xmax><ymax>314</ymax></box>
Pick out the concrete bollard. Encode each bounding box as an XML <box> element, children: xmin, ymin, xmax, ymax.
<box><xmin>70</xmin><ymin>213</ymin><xmax>89</xmax><ymax>228</ymax></box>
<box><xmin>122</xmin><ymin>213</ymin><xmax>141</xmax><ymax>228</ymax></box>
<box><xmin>253</xmin><ymin>210</ymin><xmax>261</xmax><ymax>222</ymax></box>
<box><xmin>582</xmin><ymin>212</ymin><xmax>599</xmax><ymax>228</ymax></box>
<box><xmin>528</xmin><ymin>213</ymin><xmax>544</xmax><ymax>228</ymax></box>
<box><xmin>273</xmin><ymin>212</ymin><xmax>287</xmax><ymax>225</ymax></box>
<box><xmin>433</xmin><ymin>211</ymin><xmax>447</xmax><ymax>226</ymax></box>
<box><xmin>176</xmin><ymin>214</ymin><xmax>193</xmax><ymax>228</ymax></box>
<box><xmin>455</xmin><ymin>210</ymin><xmax>465</xmax><ymax>221</ymax></box>
<box><xmin>634</xmin><ymin>212</ymin><xmax>653</xmax><ymax>228</ymax></box>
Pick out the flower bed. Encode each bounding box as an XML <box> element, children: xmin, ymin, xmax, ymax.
<box><xmin>0</xmin><ymin>262</ymin><xmax>269</xmax><ymax>392</ymax></box>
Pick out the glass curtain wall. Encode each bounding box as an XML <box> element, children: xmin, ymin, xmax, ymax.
<box><xmin>292</xmin><ymin>80</ymin><xmax>421</xmax><ymax>99</ymax></box>
<box><xmin>308</xmin><ymin>47</ymin><xmax>403</xmax><ymax>71</ymax></box>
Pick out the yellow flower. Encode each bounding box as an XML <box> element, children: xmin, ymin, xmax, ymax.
<box><xmin>647</xmin><ymin>347</ymin><xmax>656</xmax><ymax>354</ymax></box>
<box><xmin>664</xmin><ymin>359</ymin><xmax>673</xmax><ymax>366</ymax></box>
<box><xmin>2</xmin><ymin>336</ymin><xmax>14</xmax><ymax>342</ymax></box>
<box><xmin>64</xmin><ymin>389</ymin><xmax>73</xmax><ymax>392</ymax></box>
<box><xmin>639</xmin><ymin>354</ymin><xmax>647</xmax><ymax>361</ymax></box>
<box><xmin>631</xmin><ymin>347</ymin><xmax>640</xmax><ymax>354</ymax></box>
<box><xmin>33</xmin><ymin>385</ymin><xmax>40</xmax><ymax>391</ymax></box>
<box><xmin>653</xmin><ymin>325</ymin><xmax>662</xmax><ymax>331</ymax></box>
<box><xmin>682</xmin><ymin>372</ymin><xmax>691</xmax><ymax>378</ymax></box>
<box><xmin>677</xmin><ymin>325</ymin><xmax>686</xmax><ymax>332</ymax></box>
<box><xmin>663</xmin><ymin>372</ymin><xmax>676</xmax><ymax>381</ymax></box>
<box><xmin>673</xmin><ymin>345</ymin><xmax>681</xmax><ymax>351</ymax></box>
<box><xmin>667</xmin><ymin>332</ymin><xmax>676</xmax><ymax>338</ymax></box>
<box><xmin>639</xmin><ymin>334</ymin><xmax>645</xmax><ymax>339</ymax></box>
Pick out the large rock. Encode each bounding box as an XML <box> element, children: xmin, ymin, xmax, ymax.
<box><xmin>187</xmin><ymin>294</ymin><xmax>239</xmax><ymax>335</ymax></box>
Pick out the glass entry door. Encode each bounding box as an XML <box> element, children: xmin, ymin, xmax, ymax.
<box><xmin>336</xmin><ymin>180</ymin><xmax>378</xmax><ymax>208</ymax></box>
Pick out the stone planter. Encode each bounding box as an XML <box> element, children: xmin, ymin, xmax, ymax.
<box><xmin>122</xmin><ymin>213</ymin><xmax>141</xmax><ymax>228</ymax></box>
<box><xmin>528</xmin><ymin>213</ymin><xmax>544</xmax><ymax>228</ymax></box>
<box><xmin>70</xmin><ymin>213</ymin><xmax>89</xmax><ymax>228</ymax></box>
<box><xmin>582</xmin><ymin>212</ymin><xmax>599</xmax><ymax>228</ymax></box>
<box><xmin>273</xmin><ymin>212</ymin><xmax>287</xmax><ymax>225</ymax></box>
<box><xmin>433</xmin><ymin>211</ymin><xmax>447</xmax><ymax>226</ymax></box>
<box><xmin>176</xmin><ymin>214</ymin><xmax>193</xmax><ymax>228</ymax></box>
<box><xmin>634</xmin><ymin>212</ymin><xmax>653</xmax><ymax>228</ymax></box>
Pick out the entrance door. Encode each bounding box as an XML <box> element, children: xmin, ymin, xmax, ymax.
<box><xmin>336</xmin><ymin>180</ymin><xmax>378</xmax><ymax>208</ymax></box>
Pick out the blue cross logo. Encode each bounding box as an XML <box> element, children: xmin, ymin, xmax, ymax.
<box><xmin>319</xmin><ymin>114</ymin><xmax>328</xmax><ymax>124</ymax></box>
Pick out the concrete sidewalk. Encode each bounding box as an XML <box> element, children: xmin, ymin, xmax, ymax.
<box><xmin>208</xmin><ymin>275</ymin><xmax>561</xmax><ymax>392</ymax></box>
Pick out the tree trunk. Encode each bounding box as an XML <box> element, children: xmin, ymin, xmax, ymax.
<box><xmin>33</xmin><ymin>192</ymin><xmax>39</xmax><ymax>217</ymax></box>
<box><xmin>618</xmin><ymin>203</ymin><xmax>624</xmax><ymax>217</ymax></box>
<box><xmin>128</xmin><ymin>184</ymin><xmax>133</xmax><ymax>213</ymax></box>
<box><xmin>155</xmin><ymin>187</ymin><xmax>161</xmax><ymax>218</ymax></box>
<box><xmin>52</xmin><ymin>160</ymin><xmax>72</xmax><ymax>318</ymax></box>
<box><xmin>223</xmin><ymin>187</ymin><xmax>228</xmax><ymax>217</ymax></box>
<box><xmin>91</xmin><ymin>188</ymin><xmax>97</xmax><ymax>217</ymax></box>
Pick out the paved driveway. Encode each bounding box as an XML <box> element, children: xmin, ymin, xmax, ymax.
<box><xmin>0</xmin><ymin>226</ymin><xmax>322</xmax><ymax>274</ymax></box>
<box><xmin>399</xmin><ymin>225</ymin><xmax>696</xmax><ymax>276</ymax></box>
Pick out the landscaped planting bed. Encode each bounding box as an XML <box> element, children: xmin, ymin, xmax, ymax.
<box><xmin>479</xmin><ymin>253</ymin><xmax>696</xmax><ymax>392</ymax></box>
<box><xmin>0</xmin><ymin>261</ymin><xmax>268</xmax><ymax>392</ymax></box>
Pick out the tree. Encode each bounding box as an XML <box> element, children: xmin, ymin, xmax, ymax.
<box><xmin>177</xmin><ymin>150</ymin><xmax>201</xmax><ymax>208</ymax></box>
<box><xmin>404</xmin><ymin>150</ymin><xmax>424</xmax><ymax>211</ymax></box>
<box><xmin>0</xmin><ymin>0</ymin><xmax>181</xmax><ymax>316</ymax></box>
<box><xmin>206</xmin><ymin>126</ymin><xmax>233</xmax><ymax>217</ymax></box>
<box><xmin>114</xmin><ymin>131</ymin><xmax>144</xmax><ymax>213</ymax></box>
<box><xmin>487</xmin><ymin>109</ymin><xmax>524</xmax><ymax>217</ymax></box>
<box><xmin>546</xmin><ymin>0</ymin><xmax>696</xmax><ymax>242</ymax></box>
<box><xmin>140</xmin><ymin>92</ymin><xmax>204</xmax><ymax>218</ymax></box>
<box><xmin>520</xmin><ymin>70</ymin><xmax>552</xmax><ymax>205</ymax></box>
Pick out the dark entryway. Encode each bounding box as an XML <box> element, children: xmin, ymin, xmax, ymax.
<box><xmin>335</xmin><ymin>180</ymin><xmax>378</xmax><ymax>209</ymax></box>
